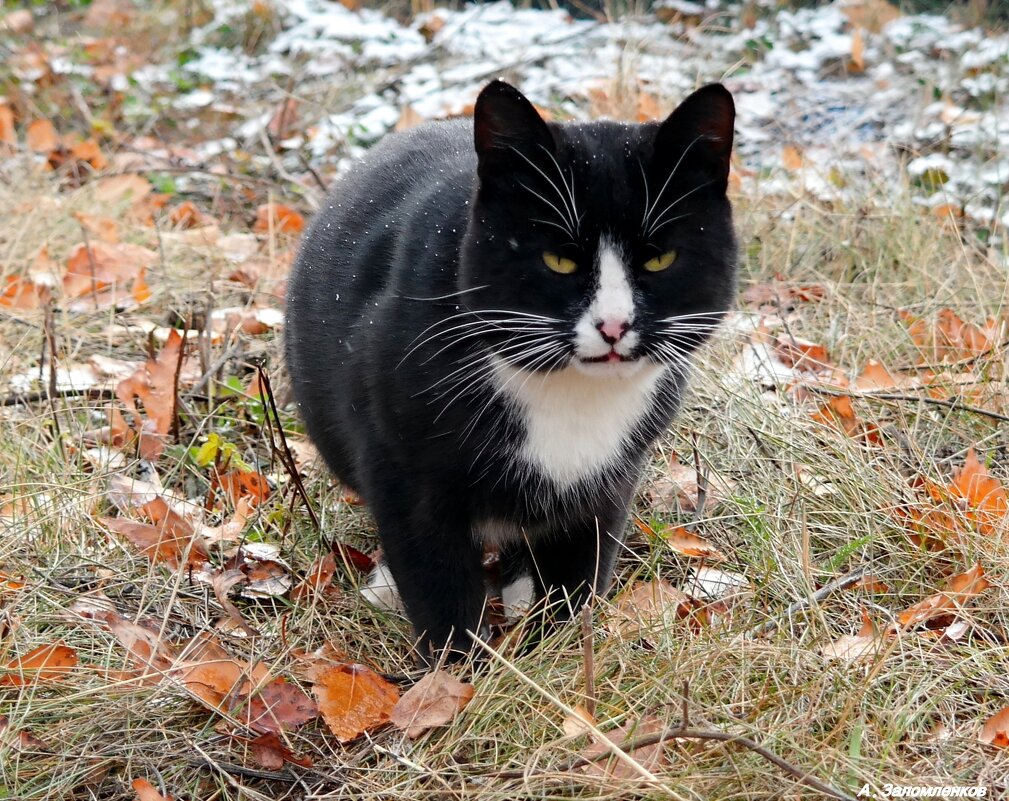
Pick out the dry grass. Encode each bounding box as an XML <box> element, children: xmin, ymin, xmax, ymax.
<box><xmin>3</xmin><ymin>22</ymin><xmax>1009</xmax><ymax>796</ymax></box>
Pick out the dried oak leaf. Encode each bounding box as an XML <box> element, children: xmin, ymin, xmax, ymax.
<box><xmin>609</xmin><ymin>579</ymin><xmax>704</xmax><ymax>639</ymax></box>
<box><xmin>63</xmin><ymin>240</ymin><xmax>154</xmax><ymax>311</ymax></box>
<box><xmin>1</xmin><ymin>642</ymin><xmax>78</xmax><ymax>686</ymax></box>
<box><xmin>821</xmin><ymin>608</ymin><xmax>882</xmax><ymax>662</ymax></box>
<box><xmin>948</xmin><ymin>448</ymin><xmax>1008</xmax><ymax>533</ymax></box>
<box><xmin>390</xmin><ymin>669</ymin><xmax>475</xmax><ymax>738</ymax></box>
<box><xmin>635</xmin><ymin>520</ymin><xmax>726</xmax><ymax>561</ymax></box>
<box><xmin>312</xmin><ymin>663</ymin><xmax>399</xmax><ymax>743</ymax></box>
<box><xmin>0</xmin><ymin>713</ymin><xmax>49</xmax><ymax>751</ymax></box>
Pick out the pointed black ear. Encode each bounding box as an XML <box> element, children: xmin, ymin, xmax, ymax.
<box><xmin>654</xmin><ymin>84</ymin><xmax>735</xmax><ymax>192</ymax></box>
<box><xmin>474</xmin><ymin>80</ymin><xmax>554</xmax><ymax>172</ymax></box>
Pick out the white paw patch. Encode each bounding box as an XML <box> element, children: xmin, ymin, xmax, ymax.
<box><xmin>361</xmin><ymin>562</ymin><xmax>405</xmax><ymax>613</ymax></box>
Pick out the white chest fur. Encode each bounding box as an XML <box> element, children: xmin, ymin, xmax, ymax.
<box><xmin>493</xmin><ymin>360</ymin><xmax>666</xmax><ymax>488</ymax></box>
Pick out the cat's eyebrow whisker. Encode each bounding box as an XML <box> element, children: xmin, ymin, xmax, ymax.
<box><xmin>537</xmin><ymin>144</ymin><xmax>580</xmax><ymax>235</ymax></box>
<box><xmin>642</xmin><ymin>133</ymin><xmax>705</xmax><ymax>231</ymax></box>
<box><xmin>510</xmin><ymin>146</ymin><xmax>577</xmax><ymax>233</ymax></box>
<box><xmin>646</xmin><ymin>179</ymin><xmax>716</xmax><ymax>237</ymax></box>
<box><xmin>646</xmin><ymin>213</ymin><xmax>690</xmax><ymax>237</ymax></box>
<box><xmin>517</xmin><ymin>181</ymin><xmax>575</xmax><ymax>238</ymax></box>
<box><xmin>638</xmin><ymin>160</ymin><xmax>651</xmax><ymax>231</ymax></box>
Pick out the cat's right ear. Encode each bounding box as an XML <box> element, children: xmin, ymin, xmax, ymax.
<box><xmin>474</xmin><ymin>80</ymin><xmax>554</xmax><ymax>176</ymax></box>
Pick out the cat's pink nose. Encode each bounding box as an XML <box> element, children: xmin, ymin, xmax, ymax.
<box><xmin>596</xmin><ymin>319</ymin><xmax>630</xmax><ymax>345</ymax></box>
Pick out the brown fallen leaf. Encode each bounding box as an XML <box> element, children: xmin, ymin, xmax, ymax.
<box><xmin>115</xmin><ymin>329</ymin><xmax>183</xmax><ymax>459</ymax></box>
<box><xmin>643</xmin><ymin>452</ymin><xmax>735</xmax><ymax>514</ymax></box>
<box><xmin>2</xmin><ymin>642</ymin><xmax>78</xmax><ymax>686</ymax></box>
<box><xmin>254</xmin><ymin>203</ymin><xmax>305</xmax><ymax>235</ymax></box>
<box><xmin>0</xmin><ymin>714</ymin><xmax>49</xmax><ymax>751</ymax></box>
<box><xmin>291</xmin><ymin>552</ymin><xmax>339</xmax><ymax>602</ymax></box>
<box><xmin>212</xmin><ymin>569</ymin><xmax>256</xmax><ymax>637</ymax></box>
<box><xmin>26</xmin><ymin>118</ymin><xmax>58</xmax><ymax>152</ymax></box>
<box><xmin>239</xmin><ymin>731</ymin><xmax>314</xmax><ymax>770</ymax></box>
<box><xmin>72</xmin><ymin>211</ymin><xmax>120</xmax><ymax>244</ymax></box>
<box><xmin>948</xmin><ymin>449</ymin><xmax>1008</xmax><ymax>534</ymax></box>
<box><xmin>390</xmin><ymin>669</ymin><xmax>475</xmax><ymax>738</ymax></box>
<box><xmin>241</xmin><ymin>678</ymin><xmax>318</xmax><ymax>734</ymax></box>
<box><xmin>895</xmin><ymin>563</ymin><xmax>990</xmax><ymax>630</ymax></box>
<box><xmin>312</xmin><ymin>663</ymin><xmax>399</xmax><ymax>743</ymax></box>
<box><xmin>980</xmin><ymin>707</ymin><xmax>1009</xmax><ymax>747</ymax></box>
<box><xmin>821</xmin><ymin>608</ymin><xmax>882</xmax><ymax>662</ymax></box>
<box><xmin>609</xmin><ymin>579</ymin><xmax>701</xmax><ymax>639</ymax></box>
<box><xmin>132</xmin><ymin>778</ymin><xmax>175</xmax><ymax>801</ymax></box>
<box><xmin>637</xmin><ymin>520</ymin><xmax>726</xmax><ymax>556</ymax></box>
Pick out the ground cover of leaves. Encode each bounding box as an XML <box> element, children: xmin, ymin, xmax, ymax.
<box><xmin>3</xmin><ymin>1</ymin><xmax>1009</xmax><ymax>799</ymax></box>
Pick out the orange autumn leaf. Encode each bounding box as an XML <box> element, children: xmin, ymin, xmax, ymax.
<box><xmin>254</xmin><ymin>203</ymin><xmax>305</xmax><ymax>234</ymax></box>
<box><xmin>0</xmin><ymin>274</ymin><xmax>51</xmax><ymax>310</ymax></box>
<box><xmin>169</xmin><ymin>200</ymin><xmax>208</xmax><ymax>229</ymax></box>
<box><xmin>72</xmin><ymin>211</ymin><xmax>120</xmax><ymax>243</ymax></box>
<box><xmin>895</xmin><ymin>563</ymin><xmax>989</xmax><ymax>629</ymax></box>
<box><xmin>782</xmin><ymin>144</ymin><xmax>803</xmax><ymax>170</ymax></box>
<box><xmin>774</xmin><ymin>335</ymin><xmax>831</xmax><ymax>372</ymax></box>
<box><xmin>980</xmin><ymin>707</ymin><xmax>1009</xmax><ymax>747</ymax></box>
<box><xmin>634</xmin><ymin>521</ymin><xmax>726</xmax><ymax>560</ymax></box>
<box><xmin>949</xmin><ymin>449</ymin><xmax>1008</xmax><ymax>531</ymax></box>
<box><xmin>101</xmin><ymin>505</ymin><xmax>209</xmax><ymax>570</ymax></box>
<box><xmin>2</xmin><ymin>642</ymin><xmax>78</xmax><ymax>686</ymax></box>
<box><xmin>312</xmin><ymin>663</ymin><xmax>399</xmax><ymax>743</ymax></box>
<box><xmin>26</xmin><ymin>118</ymin><xmax>58</xmax><ymax>152</ymax></box>
<box><xmin>212</xmin><ymin>470</ymin><xmax>271</xmax><ymax>507</ymax></box>
<box><xmin>132</xmin><ymin>778</ymin><xmax>175</xmax><ymax>801</ymax></box>
<box><xmin>291</xmin><ymin>552</ymin><xmax>339</xmax><ymax>601</ymax></box>
<box><xmin>115</xmin><ymin>330</ymin><xmax>183</xmax><ymax>458</ymax></box>
<box><xmin>0</xmin><ymin>104</ymin><xmax>15</xmax><ymax>149</ymax></box>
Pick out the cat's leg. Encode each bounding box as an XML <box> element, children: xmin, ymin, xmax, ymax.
<box><xmin>527</xmin><ymin>504</ymin><xmax>629</xmax><ymax>620</ymax></box>
<box><xmin>370</xmin><ymin>492</ymin><xmax>488</xmax><ymax>665</ymax></box>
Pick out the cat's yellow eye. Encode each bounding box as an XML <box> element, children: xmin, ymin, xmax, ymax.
<box><xmin>643</xmin><ymin>250</ymin><xmax>678</xmax><ymax>273</ymax></box>
<box><xmin>543</xmin><ymin>251</ymin><xmax>577</xmax><ymax>274</ymax></box>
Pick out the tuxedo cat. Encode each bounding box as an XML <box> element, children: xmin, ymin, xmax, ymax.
<box><xmin>285</xmin><ymin>80</ymin><xmax>737</xmax><ymax>662</ymax></box>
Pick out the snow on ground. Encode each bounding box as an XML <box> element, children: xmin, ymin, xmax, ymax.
<box><xmin>127</xmin><ymin>0</ymin><xmax>1009</xmax><ymax>237</ymax></box>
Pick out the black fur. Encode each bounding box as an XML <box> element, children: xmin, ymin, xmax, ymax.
<box><xmin>285</xmin><ymin>80</ymin><xmax>737</xmax><ymax>662</ymax></box>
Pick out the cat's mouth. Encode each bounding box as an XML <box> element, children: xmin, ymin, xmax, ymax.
<box><xmin>581</xmin><ymin>350</ymin><xmax>634</xmax><ymax>364</ymax></box>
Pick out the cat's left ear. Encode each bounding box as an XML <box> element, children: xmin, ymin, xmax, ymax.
<box><xmin>654</xmin><ymin>84</ymin><xmax>735</xmax><ymax>193</ymax></box>
<box><xmin>474</xmin><ymin>80</ymin><xmax>555</xmax><ymax>177</ymax></box>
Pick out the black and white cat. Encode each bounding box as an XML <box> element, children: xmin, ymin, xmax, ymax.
<box><xmin>285</xmin><ymin>80</ymin><xmax>737</xmax><ymax>662</ymax></box>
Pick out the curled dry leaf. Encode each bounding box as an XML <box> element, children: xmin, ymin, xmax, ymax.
<box><xmin>659</xmin><ymin>525</ymin><xmax>726</xmax><ymax>561</ymax></box>
<box><xmin>390</xmin><ymin>669</ymin><xmax>475</xmax><ymax>739</ymax></box>
<box><xmin>980</xmin><ymin>707</ymin><xmax>1009</xmax><ymax>747</ymax></box>
<box><xmin>948</xmin><ymin>448</ymin><xmax>1008</xmax><ymax>533</ymax></box>
<box><xmin>132</xmin><ymin>778</ymin><xmax>175</xmax><ymax>801</ymax></box>
<box><xmin>312</xmin><ymin>663</ymin><xmax>400</xmax><ymax>743</ymax></box>
<box><xmin>1</xmin><ymin>642</ymin><xmax>78</xmax><ymax>686</ymax></box>
<box><xmin>562</xmin><ymin>704</ymin><xmax>596</xmax><ymax>738</ymax></box>
<box><xmin>212</xmin><ymin>569</ymin><xmax>256</xmax><ymax>637</ymax></box>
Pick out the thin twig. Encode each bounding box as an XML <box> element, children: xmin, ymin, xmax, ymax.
<box><xmin>0</xmin><ymin>387</ymin><xmax>116</xmax><ymax>407</ymax></box>
<box><xmin>807</xmin><ymin>384</ymin><xmax>1009</xmax><ymax>424</ymax></box>
<box><xmin>43</xmin><ymin>299</ymin><xmax>65</xmax><ymax>459</ymax></box>
<box><xmin>748</xmin><ymin>565</ymin><xmax>869</xmax><ymax>638</ymax></box>
<box><xmin>171</xmin><ymin>322</ymin><xmax>187</xmax><ymax>443</ymax></box>
<box><xmin>580</xmin><ymin>604</ymin><xmax>596</xmax><ymax>719</ymax></box>
<box><xmin>690</xmin><ymin>432</ymin><xmax>708</xmax><ymax>523</ymax></box>
<box><xmin>256</xmin><ymin>365</ymin><xmax>319</xmax><ymax>530</ymax></box>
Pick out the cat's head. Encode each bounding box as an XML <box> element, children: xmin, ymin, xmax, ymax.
<box><xmin>459</xmin><ymin>80</ymin><xmax>737</xmax><ymax>380</ymax></box>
